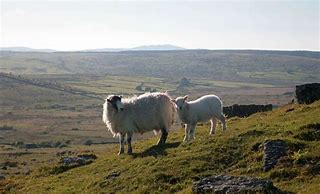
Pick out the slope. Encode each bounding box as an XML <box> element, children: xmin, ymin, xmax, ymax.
<box><xmin>4</xmin><ymin>101</ymin><xmax>320</xmax><ymax>193</ymax></box>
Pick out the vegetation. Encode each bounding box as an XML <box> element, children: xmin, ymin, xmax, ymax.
<box><xmin>2</xmin><ymin>101</ymin><xmax>319</xmax><ymax>193</ymax></box>
<box><xmin>0</xmin><ymin>49</ymin><xmax>319</xmax><ymax>193</ymax></box>
<box><xmin>1</xmin><ymin>50</ymin><xmax>319</xmax><ymax>85</ymax></box>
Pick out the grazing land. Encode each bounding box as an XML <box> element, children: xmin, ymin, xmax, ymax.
<box><xmin>0</xmin><ymin>50</ymin><xmax>319</xmax><ymax>192</ymax></box>
<box><xmin>2</xmin><ymin>101</ymin><xmax>320</xmax><ymax>193</ymax></box>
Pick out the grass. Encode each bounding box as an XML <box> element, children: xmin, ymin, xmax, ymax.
<box><xmin>3</xmin><ymin>100</ymin><xmax>320</xmax><ymax>193</ymax></box>
<box><xmin>237</xmin><ymin>71</ymin><xmax>319</xmax><ymax>82</ymax></box>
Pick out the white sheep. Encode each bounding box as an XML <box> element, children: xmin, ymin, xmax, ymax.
<box><xmin>102</xmin><ymin>92</ymin><xmax>175</xmax><ymax>155</ymax></box>
<box><xmin>171</xmin><ymin>94</ymin><xmax>226</xmax><ymax>142</ymax></box>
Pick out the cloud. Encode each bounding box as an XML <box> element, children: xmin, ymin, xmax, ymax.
<box><xmin>3</xmin><ymin>8</ymin><xmax>27</xmax><ymax>18</ymax></box>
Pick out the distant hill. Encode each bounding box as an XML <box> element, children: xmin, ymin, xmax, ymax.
<box><xmin>0</xmin><ymin>47</ymin><xmax>56</xmax><ymax>52</ymax></box>
<box><xmin>131</xmin><ymin>44</ymin><xmax>186</xmax><ymax>51</ymax></box>
<box><xmin>0</xmin><ymin>50</ymin><xmax>319</xmax><ymax>85</ymax></box>
<box><xmin>1</xmin><ymin>45</ymin><xmax>186</xmax><ymax>52</ymax></box>
<box><xmin>79</xmin><ymin>48</ymin><xmax>126</xmax><ymax>52</ymax></box>
<box><xmin>80</xmin><ymin>44</ymin><xmax>186</xmax><ymax>52</ymax></box>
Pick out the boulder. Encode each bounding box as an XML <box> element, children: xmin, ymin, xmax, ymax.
<box><xmin>263</xmin><ymin>140</ymin><xmax>287</xmax><ymax>172</ymax></box>
<box><xmin>60</xmin><ymin>154</ymin><xmax>97</xmax><ymax>167</ymax></box>
<box><xmin>295</xmin><ymin>83</ymin><xmax>320</xmax><ymax>104</ymax></box>
<box><xmin>223</xmin><ymin>104</ymin><xmax>272</xmax><ymax>118</ymax></box>
<box><xmin>193</xmin><ymin>175</ymin><xmax>284</xmax><ymax>194</ymax></box>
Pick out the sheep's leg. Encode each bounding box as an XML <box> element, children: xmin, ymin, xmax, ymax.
<box><xmin>157</xmin><ymin>129</ymin><xmax>168</xmax><ymax>146</ymax></box>
<box><xmin>210</xmin><ymin>118</ymin><xmax>217</xmax><ymax>135</ymax></box>
<box><xmin>189</xmin><ymin>123</ymin><xmax>197</xmax><ymax>140</ymax></box>
<box><xmin>127</xmin><ymin>132</ymin><xmax>133</xmax><ymax>154</ymax></box>
<box><xmin>218</xmin><ymin>114</ymin><xmax>227</xmax><ymax>131</ymax></box>
<box><xmin>118</xmin><ymin>133</ymin><xmax>125</xmax><ymax>155</ymax></box>
<box><xmin>183</xmin><ymin>124</ymin><xmax>190</xmax><ymax>142</ymax></box>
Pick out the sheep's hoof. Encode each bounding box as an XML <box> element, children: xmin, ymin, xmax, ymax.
<box><xmin>183</xmin><ymin>139</ymin><xmax>190</xmax><ymax>143</ymax></box>
<box><xmin>157</xmin><ymin>141</ymin><xmax>164</xmax><ymax>146</ymax></box>
<box><xmin>118</xmin><ymin>150</ymin><xmax>124</xmax><ymax>155</ymax></box>
<box><xmin>127</xmin><ymin>149</ymin><xmax>132</xmax><ymax>155</ymax></box>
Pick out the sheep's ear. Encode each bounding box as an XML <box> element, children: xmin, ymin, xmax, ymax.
<box><xmin>119</xmin><ymin>95</ymin><xmax>123</xmax><ymax>99</ymax></box>
<box><xmin>107</xmin><ymin>99</ymin><xmax>112</xmax><ymax>103</ymax></box>
<box><xmin>183</xmin><ymin>95</ymin><xmax>188</xmax><ymax>101</ymax></box>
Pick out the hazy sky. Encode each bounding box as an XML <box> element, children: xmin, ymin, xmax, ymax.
<box><xmin>1</xmin><ymin>0</ymin><xmax>319</xmax><ymax>51</ymax></box>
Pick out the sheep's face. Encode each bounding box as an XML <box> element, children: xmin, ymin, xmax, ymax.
<box><xmin>172</xmin><ymin>95</ymin><xmax>188</xmax><ymax>110</ymax></box>
<box><xmin>107</xmin><ymin>95</ymin><xmax>124</xmax><ymax>112</ymax></box>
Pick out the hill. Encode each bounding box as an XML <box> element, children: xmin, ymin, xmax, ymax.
<box><xmin>131</xmin><ymin>44</ymin><xmax>186</xmax><ymax>51</ymax></box>
<box><xmin>1</xmin><ymin>45</ymin><xmax>185</xmax><ymax>53</ymax></box>
<box><xmin>0</xmin><ymin>47</ymin><xmax>56</xmax><ymax>52</ymax></box>
<box><xmin>0</xmin><ymin>50</ymin><xmax>319</xmax><ymax>86</ymax></box>
<box><xmin>4</xmin><ymin>100</ymin><xmax>320</xmax><ymax>193</ymax></box>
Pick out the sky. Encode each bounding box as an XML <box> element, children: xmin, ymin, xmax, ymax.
<box><xmin>1</xmin><ymin>0</ymin><xmax>319</xmax><ymax>51</ymax></box>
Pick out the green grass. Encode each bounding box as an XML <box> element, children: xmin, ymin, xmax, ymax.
<box><xmin>237</xmin><ymin>71</ymin><xmax>319</xmax><ymax>82</ymax></box>
<box><xmin>4</xmin><ymin>101</ymin><xmax>320</xmax><ymax>193</ymax></box>
<box><xmin>193</xmin><ymin>78</ymin><xmax>275</xmax><ymax>88</ymax></box>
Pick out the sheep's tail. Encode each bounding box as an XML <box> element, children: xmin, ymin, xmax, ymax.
<box><xmin>220</xmin><ymin>98</ymin><xmax>227</xmax><ymax>117</ymax></box>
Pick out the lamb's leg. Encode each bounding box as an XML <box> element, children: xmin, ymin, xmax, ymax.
<box><xmin>157</xmin><ymin>129</ymin><xmax>168</xmax><ymax>146</ymax></box>
<box><xmin>218</xmin><ymin>114</ymin><xmax>227</xmax><ymax>131</ymax></box>
<box><xmin>189</xmin><ymin>123</ymin><xmax>196</xmax><ymax>140</ymax></box>
<box><xmin>210</xmin><ymin>118</ymin><xmax>217</xmax><ymax>135</ymax></box>
<box><xmin>184</xmin><ymin>124</ymin><xmax>190</xmax><ymax>142</ymax></box>
<box><xmin>118</xmin><ymin>133</ymin><xmax>125</xmax><ymax>155</ymax></box>
<box><xmin>127</xmin><ymin>132</ymin><xmax>133</xmax><ymax>154</ymax></box>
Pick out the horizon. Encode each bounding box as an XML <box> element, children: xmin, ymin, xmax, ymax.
<box><xmin>1</xmin><ymin>1</ymin><xmax>319</xmax><ymax>51</ymax></box>
<box><xmin>1</xmin><ymin>45</ymin><xmax>320</xmax><ymax>52</ymax></box>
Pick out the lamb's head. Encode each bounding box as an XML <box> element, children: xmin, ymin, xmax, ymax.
<box><xmin>171</xmin><ymin>95</ymin><xmax>188</xmax><ymax>110</ymax></box>
<box><xmin>106</xmin><ymin>95</ymin><xmax>124</xmax><ymax>112</ymax></box>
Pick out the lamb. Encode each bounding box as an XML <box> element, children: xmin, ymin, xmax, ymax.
<box><xmin>171</xmin><ymin>94</ymin><xmax>226</xmax><ymax>142</ymax></box>
<box><xmin>102</xmin><ymin>92</ymin><xmax>175</xmax><ymax>155</ymax></box>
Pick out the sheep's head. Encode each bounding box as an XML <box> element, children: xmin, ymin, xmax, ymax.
<box><xmin>106</xmin><ymin>95</ymin><xmax>124</xmax><ymax>112</ymax></box>
<box><xmin>171</xmin><ymin>95</ymin><xmax>188</xmax><ymax>110</ymax></box>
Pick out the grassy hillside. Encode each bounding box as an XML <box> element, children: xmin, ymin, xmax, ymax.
<box><xmin>1</xmin><ymin>50</ymin><xmax>319</xmax><ymax>85</ymax></box>
<box><xmin>4</xmin><ymin>101</ymin><xmax>320</xmax><ymax>193</ymax></box>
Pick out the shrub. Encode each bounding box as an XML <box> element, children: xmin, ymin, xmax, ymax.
<box><xmin>0</xmin><ymin>125</ymin><xmax>14</xmax><ymax>131</ymax></box>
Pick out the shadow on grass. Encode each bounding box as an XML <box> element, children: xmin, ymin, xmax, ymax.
<box><xmin>131</xmin><ymin>142</ymin><xmax>181</xmax><ymax>158</ymax></box>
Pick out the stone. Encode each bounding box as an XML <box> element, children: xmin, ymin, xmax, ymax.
<box><xmin>263</xmin><ymin>140</ymin><xmax>287</xmax><ymax>172</ymax></box>
<box><xmin>60</xmin><ymin>154</ymin><xmax>97</xmax><ymax>167</ymax></box>
<box><xmin>193</xmin><ymin>175</ymin><xmax>284</xmax><ymax>194</ymax></box>
<box><xmin>223</xmin><ymin>104</ymin><xmax>272</xmax><ymax>118</ymax></box>
<box><xmin>0</xmin><ymin>173</ymin><xmax>5</xmax><ymax>180</ymax></box>
<box><xmin>295</xmin><ymin>83</ymin><xmax>320</xmax><ymax>104</ymax></box>
<box><xmin>104</xmin><ymin>171</ymin><xmax>121</xmax><ymax>180</ymax></box>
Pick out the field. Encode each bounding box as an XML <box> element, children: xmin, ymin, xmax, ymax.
<box><xmin>2</xmin><ymin>100</ymin><xmax>320</xmax><ymax>193</ymax></box>
<box><xmin>0</xmin><ymin>49</ymin><xmax>319</xmax><ymax>193</ymax></box>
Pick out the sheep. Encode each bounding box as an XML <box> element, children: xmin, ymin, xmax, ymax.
<box><xmin>102</xmin><ymin>92</ymin><xmax>175</xmax><ymax>155</ymax></box>
<box><xmin>171</xmin><ymin>94</ymin><xmax>226</xmax><ymax>142</ymax></box>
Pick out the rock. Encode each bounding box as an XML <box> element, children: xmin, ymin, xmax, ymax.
<box><xmin>83</xmin><ymin>139</ymin><xmax>93</xmax><ymax>146</ymax></box>
<box><xmin>24</xmin><ymin>143</ymin><xmax>40</xmax><ymax>149</ymax></box>
<box><xmin>104</xmin><ymin>171</ymin><xmax>121</xmax><ymax>180</ymax></box>
<box><xmin>223</xmin><ymin>104</ymin><xmax>272</xmax><ymax>118</ymax></box>
<box><xmin>0</xmin><ymin>173</ymin><xmax>5</xmax><ymax>180</ymax></box>
<box><xmin>263</xmin><ymin>140</ymin><xmax>287</xmax><ymax>172</ymax></box>
<box><xmin>193</xmin><ymin>175</ymin><xmax>284</xmax><ymax>194</ymax></box>
<box><xmin>59</xmin><ymin>154</ymin><xmax>97</xmax><ymax>167</ymax></box>
<box><xmin>295</xmin><ymin>83</ymin><xmax>320</xmax><ymax>104</ymax></box>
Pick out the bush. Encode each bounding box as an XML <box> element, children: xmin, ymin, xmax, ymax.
<box><xmin>0</xmin><ymin>125</ymin><xmax>14</xmax><ymax>131</ymax></box>
<box><xmin>270</xmin><ymin>169</ymin><xmax>298</xmax><ymax>181</ymax></box>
